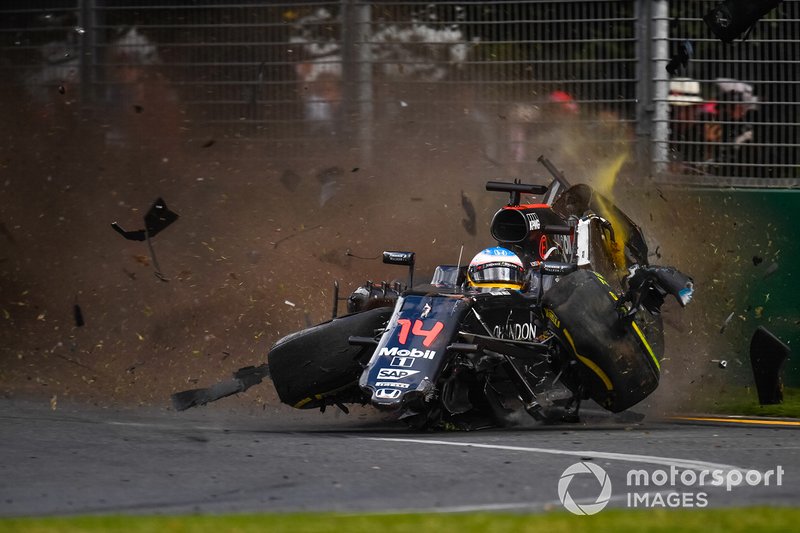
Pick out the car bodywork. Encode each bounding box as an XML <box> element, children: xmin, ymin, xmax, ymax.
<box><xmin>172</xmin><ymin>157</ymin><xmax>694</xmax><ymax>428</ymax></box>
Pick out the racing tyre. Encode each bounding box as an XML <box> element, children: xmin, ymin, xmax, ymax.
<box><xmin>268</xmin><ymin>307</ymin><xmax>393</xmax><ymax>409</ymax></box>
<box><xmin>542</xmin><ymin>269</ymin><xmax>663</xmax><ymax>412</ymax></box>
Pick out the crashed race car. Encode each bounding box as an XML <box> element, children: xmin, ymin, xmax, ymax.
<box><xmin>172</xmin><ymin>156</ymin><xmax>694</xmax><ymax>428</ymax></box>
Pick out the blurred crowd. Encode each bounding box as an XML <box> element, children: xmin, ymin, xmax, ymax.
<box><xmin>19</xmin><ymin>18</ymin><xmax>784</xmax><ymax>181</ymax></box>
<box><xmin>668</xmin><ymin>77</ymin><xmax>761</xmax><ymax>177</ymax></box>
<box><xmin>22</xmin><ymin>27</ymin><xmax>182</xmax><ymax>152</ymax></box>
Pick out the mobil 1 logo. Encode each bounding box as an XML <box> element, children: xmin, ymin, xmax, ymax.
<box><xmin>379</xmin><ymin>346</ymin><xmax>436</xmax><ymax>360</ymax></box>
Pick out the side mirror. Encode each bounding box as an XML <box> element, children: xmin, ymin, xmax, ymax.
<box><xmin>383</xmin><ymin>250</ymin><xmax>415</xmax><ymax>288</ymax></box>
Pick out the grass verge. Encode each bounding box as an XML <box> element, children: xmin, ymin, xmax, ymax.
<box><xmin>1</xmin><ymin>507</ymin><xmax>799</xmax><ymax>533</ymax></box>
<box><xmin>705</xmin><ymin>386</ymin><xmax>800</xmax><ymax>418</ymax></box>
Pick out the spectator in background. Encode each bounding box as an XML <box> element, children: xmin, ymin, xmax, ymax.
<box><xmin>104</xmin><ymin>27</ymin><xmax>182</xmax><ymax>152</ymax></box>
<box><xmin>507</xmin><ymin>101</ymin><xmax>541</xmax><ymax>171</ymax></box>
<box><xmin>547</xmin><ymin>90</ymin><xmax>579</xmax><ymax>116</ymax></box>
<box><xmin>667</xmin><ymin>78</ymin><xmax>705</xmax><ymax>172</ymax></box>
<box><xmin>506</xmin><ymin>90</ymin><xmax>579</xmax><ymax>176</ymax></box>
<box><xmin>295</xmin><ymin>57</ymin><xmax>342</xmax><ymax>137</ymax></box>
<box><xmin>704</xmin><ymin>78</ymin><xmax>759</xmax><ymax>177</ymax></box>
<box><xmin>23</xmin><ymin>39</ymin><xmax>81</xmax><ymax>129</ymax></box>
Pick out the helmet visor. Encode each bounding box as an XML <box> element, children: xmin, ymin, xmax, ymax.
<box><xmin>469</xmin><ymin>262</ymin><xmax>525</xmax><ymax>286</ymax></box>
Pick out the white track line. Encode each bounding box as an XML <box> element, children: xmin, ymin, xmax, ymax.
<box><xmin>364</xmin><ymin>437</ymin><xmax>746</xmax><ymax>472</ymax></box>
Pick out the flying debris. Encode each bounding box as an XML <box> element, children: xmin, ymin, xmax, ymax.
<box><xmin>719</xmin><ymin>311</ymin><xmax>734</xmax><ymax>334</ymax></box>
<box><xmin>666</xmin><ymin>40</ymin><xmax>693</xmax><ymax>76</ymax></box>
<box><xmin>111</xmin><ymin>198</ymin><xmax>179</xmax><ymax>281</ymax></box>
<box><xmin>460</xmin><ymin>190</ymin><xmax>476</xmax><ymax>236</ymax></box>
<box><xmin>750</xmin><ymin>327</ymin><xmax>790</xmax><ymax>405</ymax></box>
<box><xmin>317</xmin><ymin>166</ymin><xmax>343</xmax><ymax>207</ymax></box>
<box><xmin>73</xmin><ymin>303</ymin><xmax>84</xmax><ymax>327</ymax></box>
<box><xmin>703</xmin><ymin>0</ymin><xmax>784</xmax><ymax>43</ymax></box>
<box><xmin>111</xmin><ymin>198</ymin><xmax>179</xmax><ymax>242</ymax></box>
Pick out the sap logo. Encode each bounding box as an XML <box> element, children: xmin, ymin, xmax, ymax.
<box><xmin>374</xmin><ymin>388</ymin><xmax>402</xmax><ymax>400</ymax></box>
<box><xmin>375</xmin><ymin>382</ymin><xmax>410</xmax><ymax>389</ymax></box>
<box><xmin>379</xmin><ymin>346</ymin><xmax>436</xmax><ymax>360</ymax></box>
<box><xmin>390</xmin><ymin>357</ymin><xmax>415</xmax><ymax>368</ymax></box>
<box><xmin>526</xmin><ymin>212</ymin><xmax>541</xmax><ymax>231</ymax></box>
<box><xmin>377</xmin><ymin>369</ymin><xmax>420</xmax><ymax>380</ymax></box>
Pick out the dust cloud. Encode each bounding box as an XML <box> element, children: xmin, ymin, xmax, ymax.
<box><xmin>0</xmin><ymin>82</ymin><xmax>755</xmax><ymax>417</ymax></box>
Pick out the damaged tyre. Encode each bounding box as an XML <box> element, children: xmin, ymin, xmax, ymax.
<box><xmin>267</xmin><ymin>307</ymin><xmax>393</xmax><ymax>409</ymax></box>
<box><xmin>542</xmin><ymin>269</ymin><xmax>663</xmax><ymax>412</ymax></box>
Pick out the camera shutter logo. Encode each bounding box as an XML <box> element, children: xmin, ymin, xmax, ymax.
<box><xmin>558</xmin><ymin>462</ymin><xmax>613</xmax><ymax>515</ymax></box>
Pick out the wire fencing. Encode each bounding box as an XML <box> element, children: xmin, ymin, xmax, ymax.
<box><xmin>1</xmin><ymin>0</ymin><xmax>797</xmax><ymax>186</ymax></box>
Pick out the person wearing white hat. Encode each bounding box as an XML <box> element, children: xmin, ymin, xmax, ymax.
<box><xmin>706</xmin><ymin>78</ymin><xmax>759</xmax><ymax>176</ymax></box>
<box><xmin>668</xmin><ymin>78</ymin><xmax>703</xmax><ymax>106</ymax></box>
<box><xmin>668</xmin><ymin>78</ymin><xmax>705</xmax><ymax>170</ymax></box>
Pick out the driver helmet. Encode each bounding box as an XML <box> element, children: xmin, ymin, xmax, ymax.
<box><xmin>467</xmin><ymin>247</ymin><xmax>526</xmax><ymax>290</ymax></box>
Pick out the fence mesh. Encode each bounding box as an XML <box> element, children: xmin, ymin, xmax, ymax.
<box><xmin>659</xmin><ymin>0</ymin><xmax>800</xmax><ymax>186</ymax></box>
<box><xmin>1</xmin><ymin>0</ymin><xmax>797</xmax><ymax>185</ymax></box>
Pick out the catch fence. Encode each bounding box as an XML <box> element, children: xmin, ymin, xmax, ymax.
<box><xmin>1</xmin><ymin>0</ymin><xmax>797</xmax><ymax>186</ymax></box>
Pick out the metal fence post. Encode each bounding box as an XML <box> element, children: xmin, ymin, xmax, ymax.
<box><xmin>78</xmin><ymin>0</ymin><xmax>97</xmax><ymax>107</ymax></box>
<box><xmin>341</xmin><ymin>0</ymin><xmax>373</xmax><ymax>163</ymax></box>
<box><xmin>634</xmin><ymin>0</ymin><xmax>653</xmax><ymax>180</ymax></box>
<box><xmin>651</xmin><ymin>0</ymin><xmax>670</xmax><ymax>177</ymax></box>
<box><xmin>340</xmin><ymin>0</ymin><xmax>354</xmax><ymax>141</ymax></box>
<box><xmin>355</xmin><ymin>1</ymin><xmax>373</xmax><ymax>165</ymax></box>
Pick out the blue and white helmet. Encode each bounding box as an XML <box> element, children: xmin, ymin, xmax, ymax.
<box><xmin>467</xmin><ymin>247</ymin><xmax>526</xmax><ymax>289</ymax></box>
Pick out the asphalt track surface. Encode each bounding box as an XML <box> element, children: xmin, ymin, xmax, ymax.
<box><xmin>1</xmin><ymin>398</ymin><xmax>798</xmax><ymax>517</ymax></box>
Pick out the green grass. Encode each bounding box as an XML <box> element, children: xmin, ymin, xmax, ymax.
<box><xmin>705</xmin><ymin>386</ymin><xmax>800</xmax><ymax>418</ymax></box>
<box><xmin>1</xmin><ymin>508</ymin><xmax>799</xmax><ymax>533</ymax></box>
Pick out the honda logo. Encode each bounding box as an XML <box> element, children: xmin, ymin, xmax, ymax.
<box><xmin>374</xmin><ymin>388</ymin><xmax>402</xmax><ymax>400</ymax></box>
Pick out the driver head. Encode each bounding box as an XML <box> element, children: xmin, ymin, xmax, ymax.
<box><xmin>466</xmin><ymin>247</ymin><xmax>526</xmax><ymax>291</ymax></box>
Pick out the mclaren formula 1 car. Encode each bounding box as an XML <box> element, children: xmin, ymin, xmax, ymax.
<box><xmin>172</xmin><ymin>157</ymin><xmax>694</xmax><ymax>428</ymax></box>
